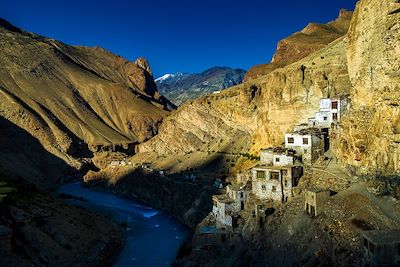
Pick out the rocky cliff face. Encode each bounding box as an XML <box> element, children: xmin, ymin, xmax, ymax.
<box><xmin>131</xmin><ymin>34</ymin><xmax>350</xmax><ymax>175</ymax></box>
<box><xmin>0</xmin><ymin>19</ymin><xmax>171</xmax><ymax>185</ymax></box>
<box><xmin>332</xmin><ymin>0</ymin><xmax>400</xmax><ymax>176</ymax></box>
<box><xmin>245</xmin><ymin>9</ymin><xmax>352</xmax><ymax>81</ymax></box>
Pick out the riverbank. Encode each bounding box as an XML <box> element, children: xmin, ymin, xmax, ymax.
<box><xmin>59</xmin><ymin>182</ymin><xmax>191</xmax><ymax>266</ymax></box>
<box><xmin>84</xmin><ymin>168</ymin><xmax>218</xmax><ymax>229</ymax></box>
<box><xmin>0</xmin><ymin>186</ymin><xmax>124</xmax><ymax>267</ymax></box>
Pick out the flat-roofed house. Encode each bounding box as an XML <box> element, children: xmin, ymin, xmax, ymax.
<box><xmin>285</xmin><ymin>128</ymin><xmax>326</xmax><ymax>164</ymax></box>
<box><xmin>226</xmin><ymin>184</ymin><xmax>250</xmax><ymax>212</ymax></box>
<box><xmin>304</xmin><ymin>188</ymin><xmax>330</xmax><ymax>217</ymax></box>
<box><xmin>260</xmin><ymin>147</ymin><xmax>299</xmax><ymax>167</ymax></box>
<box><xmin>308</xmin><ymin>96</ymin><xmax>349</xmax><ymax>128</ymax></box>
<box><xmin>212</xmin><ymin>195</ymin><xmax>237</xmax><ymax>230</ymax></box>
<box><xmin>251</xmin><ymin>165</ymin><xmax>303</xmax><ymax>202</ymax></box>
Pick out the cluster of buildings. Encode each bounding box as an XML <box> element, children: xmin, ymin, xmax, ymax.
<box><xmin>209</xmin><ymin>96</ymin><xmax>349</xmax><ymax>231</ymax></box>
<box><xmin>197</xmin><ymin>95</ymin><xmax>400</xmax><ymax>266</ymax></box>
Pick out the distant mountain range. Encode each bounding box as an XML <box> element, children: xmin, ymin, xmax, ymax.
<box><xmin>155</xmin><ymin>67</ymin><xmax>246</xmax><ymax>105</ymax></box>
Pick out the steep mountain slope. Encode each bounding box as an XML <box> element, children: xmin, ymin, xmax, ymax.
<box><xmin>332</xmin><ymin>0</ymin><xmax>400</xmax><ymax>177</ymax></box>
<box><xmin>0</xmin><ymin>18</ymin><xmax>171</xmax><ymax>185</ymax></box>
<box><xmin>245</xmin><ymin>9</ymin><xmax>352</xmax><ymax>81</ymax></box>
<box><xmin>156</xmin><ymin>67</ymin><xmax>246</xmax><ymax>105</ymax></box>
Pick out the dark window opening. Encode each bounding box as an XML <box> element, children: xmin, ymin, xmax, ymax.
<box><xmin>275</xmin><ymin>157</ymin><xmax>280</xmax><ymax>162</ymax></box>
<box><xmin>272</xmin><ymin>186</ymin><xmax>276</xmax><ymax>192</ymax></box>
<box><xmin>323</xmin><ymin>117</ymin><xmax>328</xmax><ymax>121</ymax></box>
<box><xmin>257</xmin><ymin>171</ymin><xmax>266</xmax><ymax>179</ymax></box>
<box><xmin>240</xmin><ymin>192</ymin><xmax>244</xmax><ymax>198</ymax></box>
<box><xmin>332</xmin><ymin>101</ymin><xmax>338</xmax><ymax>109</ymax></box>
<box><xmin>261</xmin><ymin>185</ymin><xmax>266</xmax><ymax>190</ymax></box>
<box><xmin>288</xmin><ymin>137</ymin><xmax>294</xmax><ymax>144</ymax></box>
<box><xmin>333</xmin><ymin>112</ymin><xmax>338</xmax><ymax>121</ymax></box>
<box><xmin>303</xmin><ymin>138</ymin><xmax>309</xmax><ymax>145</ymax></box>
<box><xmin>270</xmin><ymin>172</ymin><xmax>279</xmax><ymax>180</ymax></box>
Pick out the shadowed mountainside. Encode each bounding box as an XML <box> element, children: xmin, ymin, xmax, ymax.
<box><xmin>0</xmin><ymin>18</ymin><xmax>173</xmax><ymax>179</ymax></box>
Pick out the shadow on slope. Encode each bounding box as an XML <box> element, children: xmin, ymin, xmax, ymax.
<box><xmin>0</xmin><ymin>117</ymin><xmax>75</xmax><ymax>189</ymax></box>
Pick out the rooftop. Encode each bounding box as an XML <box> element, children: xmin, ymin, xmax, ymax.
<box><xmin>227</xmin><ymin>183</ymin><xmax>251</xmax><ymax>191</ymax></box>
<box><xmin>306</xmin><ymin>187</ymin><xmax>330</xmax><ymax>193</ymax></box>
<box><xmin>363</xmin><ymin>230</ymin><xmax>400</xmax><ymax>244</ymax></box>
<box><xmin>212</xmin><ymin>194</ymin><xmax>234</xmax><ymax>204</ymax></box>
<box><xmin>261</xmin><ymin>147</ymin><xmax>296</xmax><ymax>156</ymax></box>
<box><xmin>292</xmin><ymin>127</ymin><xmax>325</xmax><ymax>136</ymax></box>
<box><xmin>252</xmin><ymin>165</ymin><xmax>294</xmax><ymax>171</ymax></box>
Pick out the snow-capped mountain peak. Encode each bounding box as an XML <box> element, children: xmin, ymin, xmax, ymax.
<box><xmin>155</xmin><ymin>73</ymin><xmax>174</xmax><ymax>83</ymax></box>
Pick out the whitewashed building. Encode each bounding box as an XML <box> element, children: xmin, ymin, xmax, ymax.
<box><xmin>308</xmin><ymin>96</ymin><xmax>348</xmax><ymax>128</ymax></box>
<box><xmin>251</xmin><ymin>165</ymin><xmax>303</xmax><ymax>202</ymax></box>
<box><xmin>226</xmin><ymin>184</ymin><xmax>250</xmax><ymax>212</ymax></box>
<box><xmin>285</xmin><ymin>128</ymin><xmax>326</xmax><ymax>164</ymax></box>
<box><xmin>212</xmin><ymin>195</ymin><xmax>236</xmax><ymax>230</ymax></box>
<box><xmin>260</xmin><ymin>147</ymin><xmax>299</xmax><ymax>167</ymax></box>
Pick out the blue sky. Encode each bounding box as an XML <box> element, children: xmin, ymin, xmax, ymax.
<box><xmin>1</xmin><ymin>0</ymin><xmax>357</xmax><ymax>77</ymax></box>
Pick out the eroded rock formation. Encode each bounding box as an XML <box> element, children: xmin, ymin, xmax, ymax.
<box><xmin>332</xmin><ymin>0</ymin><xmax>400</xmax><ymax>176</ymax></box>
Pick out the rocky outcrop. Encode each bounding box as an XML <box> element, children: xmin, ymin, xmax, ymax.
<box><xmin>245</xmin><ymin>9</ymin><xmax>352</xmax><ymax>81</ymax></box>
<box><xmin>332</xmin><ymin>0</ymin><xmax>400</xmax><ymax>176</ymax></box>
<box><xmin>132</xmin><ymin>35</ymin><xmax>350</xmax><ymax>176</ymax></box>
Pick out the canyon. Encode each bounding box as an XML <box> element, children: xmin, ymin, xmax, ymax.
<box><xmin>0</xmin><ymin>0</ymin><xmax>399</xmax><ymax>266</ymax></box>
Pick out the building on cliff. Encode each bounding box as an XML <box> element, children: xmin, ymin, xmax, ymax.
<box><xmin>362</xmin><ymin>229</ymin><xmax>400</xmax><ymax>267</ymax></box>
<box><xmin>212</xmin><ymin>194</ymin><xmax>238</xmax><ymax>230</ymax></box>
<box><xmin>260</xmin><ymin>147</ymin><xmax>301</xmax><ymax>166</ymax></box>
<box><xmin>226</xmin><ymin>184</ymin><xmax>250</xmax><ymax>212</ymax></box>
<box><xmin>304</xmin><ymin>188</ymin><xmax>330</xmax><ymax>217</ymax></box>
<box><xmin>251</xmin><ymin>165</ymin><xmax>303</xmax><ymax>202</ymax></box>
<box><xmin>284</xmin><ymin>128</ymin><xmax>326</xmax><ymax>164</ymax></box>
<box><xmin>308</xmin><ymin>96</ymin><xmax>349</xmax><ymax>128</ymax></box>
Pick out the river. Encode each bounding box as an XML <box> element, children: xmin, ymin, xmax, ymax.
<box><xmin>59</xmin><ymin>182</ymin><xmax>190</xmax><ymax>267</ymax></box>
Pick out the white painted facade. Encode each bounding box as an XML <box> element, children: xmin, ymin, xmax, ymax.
<box><xmin>260</xmin><ymin>148</ymin><xmax>296</xmax><ymax>167</ymax></box>
<box><xmin>284</xmin><ymin>131</ymin><xmax>324</xmax><ymax>163</ymax></box>
<box><xmin>251</xmin><ymin>165</ymin><xmax>303</xmax><ymax>202</ymax></box>
<box><xmin>212</xmin><ymin>195</ymin><xmax>234</xmax><ymax>230</ymax></box>
<box><xmin>226</xmin><ymin>185</ymin><xmax>250</xmax><ymax>212</ymax></box>
<box><xmin>308</xmin><ymin>97</ymin><xmax>348</xmax><ymax>128</ymax></box>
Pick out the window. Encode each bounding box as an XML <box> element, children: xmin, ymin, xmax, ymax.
<box><xmin>270</xmin><ymin>172</ymin><xmax>279</xmax><ymax>180</ymax></box>
<box><xmin>257</xmin><ymin>171</ymin><xmax>266</xmax><ymax>179</ymax></box>
<box><xmin>261</xmin><ymin>185</ymin><xmax>266</xmax><ymax>190</ymax></box>
<box><xmin>240</xmin><ymin>192</ymin><xmax>244</xmax><ymax>198</ymax></box>
<box><xmin>272</xmin><ymin>186</ymin><xmax>276</xmax><ymax>192</ymax></box>
<box><xmin>287</xmin><ymin>137</ymin><xmax>294</xmax><ymax>144</ymax></box>
<box><xmin>333</xmin><ymin>112</ymin><xmax>338</xmax><ymax>121</ymax></box>
<box><xmin>323</xmin><ymin>116</ymin><xmax>328</xmax><ymax>121</ymax></box>
<box><xmin>284</xmin><ymin>180</ymin><xmax>288</xmax><ymax>187</ymax></box>
<box><xmin>275</xmin><ymin>157</ymin><xmax>280</xmax><ymax>162</ymax></box>
<box><xmin>303</xmin><ymin>138</ymin><xmax>309</xmax><ymax>145</ymax></box>
<box><xmin>332</xmin><ymin>101</ymin><xmax>338</xmax><ymax>109</ymax></box>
